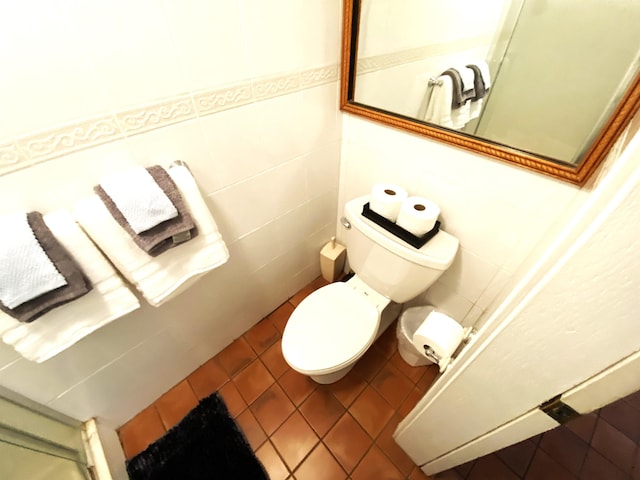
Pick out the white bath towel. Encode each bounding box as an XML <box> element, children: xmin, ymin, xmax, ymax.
<box><xmin>99</xmin><ymin>166</ymin><xmax>178</xmax><ymax>234</ymax></box>
<box><xmin>0</xmin><ymin>211</ymin><xmax>140</xmax><ymax>362</ymax></box>
<box><xmin>452</xmin><ymin>100</ymin><xmax>472</xmax><ymax>130</ymax></box>
<box><xmin>469</xmin><ymin>98</ymin><xmax>484</xmax><ymax>120</ymax></box>
<box><xmin>0</xmin><ymin>212</ymin><xmax>67</xmax><ymax>309</ymax></box>
<box><xmin>423</xmin><ymin>75</ymin><xmax>454</xmax><ymax>128</ymax></box>
<box><xmin>74</xmin><ymin>164</ymin><xmax>229</xmax><ymax>307</ymax></box>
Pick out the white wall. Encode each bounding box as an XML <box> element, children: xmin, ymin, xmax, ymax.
<box><xmin>0</xmin><ymin>0</ymin><xmax>342</xmax><ymax>427</ymax></box>
<box><xmin>357</xmin><ymin>0</ymin><xmax>506</xmax><ymax>58</ymax></box>
<box><xmin>338</xmin><ymin>114</ymin><xmax>592</xmax><ymax>329</ymax></box>
<box><xmin>354</xmin><ymin>0</ymin><xmax>507</xmax><ymax>118</ymax></box>
<box><xmin>396</xmin><ymin>115</ymin><xmax>640</xmax><ymax>471</ymax></box>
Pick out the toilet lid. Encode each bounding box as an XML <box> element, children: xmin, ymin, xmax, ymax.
<box><xmin>282</xmin><ymin>283</ymin><xmax>379</xmax><ymax>374</ymax></box>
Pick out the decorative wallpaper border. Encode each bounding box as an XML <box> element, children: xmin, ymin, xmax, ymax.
<box><xmin>0</xmin><ymin>64</ymin><xmax>340</xmax><ymax>176</ymax></box>
<box><xmin>356</xmin><ymin>34</ymin><xmax>493</xmax><ymax>75</ymax></box>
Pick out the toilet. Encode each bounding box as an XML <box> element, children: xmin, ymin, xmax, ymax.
<box><xmin>281</xmin><ymin>195</ymin><xmax>459</xmax><ymax>384</ymax></box>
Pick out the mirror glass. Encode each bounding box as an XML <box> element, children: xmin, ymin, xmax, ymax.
<box><xmin>345</xmin><ymin>0</ymin><xmax>640</xmax><ymax>183</ymax></box>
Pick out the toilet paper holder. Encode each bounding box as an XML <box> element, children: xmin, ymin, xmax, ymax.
<box><xmin>422</xmin><ymin>326</ymin><xmax>475</xmax><ymax>372</ymax></box>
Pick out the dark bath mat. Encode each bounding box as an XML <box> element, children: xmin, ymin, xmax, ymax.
<box><xmin>126</xmin><ymin>392</ymin><xmax>269</xmax><ymax>480</ymax></box>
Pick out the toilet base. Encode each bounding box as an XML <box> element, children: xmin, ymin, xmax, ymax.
<box><xmin>310</xmin><ymin>364</ymin><xmax>355</xmax><ymax>384</ymax></box>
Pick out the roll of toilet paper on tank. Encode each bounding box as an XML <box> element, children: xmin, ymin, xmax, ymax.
<box><xmin>412</xmin><ymin>310</ymin><xmax>463</xmax><ymax>360</ymax></box>
<box><xmin>396</xmin><ymin>196</ymin><xmax>440</xmax><ymax>236</ymax></box>
<box><xmin>369</xmin><ymin>184</ymin><xmax>408</xmax><ymax>222</ymax></box>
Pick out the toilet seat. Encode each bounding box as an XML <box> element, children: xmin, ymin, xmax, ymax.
<box><xmin>282</xmin><ymin>282</ymin><xmax>379</xmax><ymax>375</ymax></box>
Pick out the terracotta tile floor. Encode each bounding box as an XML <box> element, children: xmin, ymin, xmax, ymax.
<box><xmin>118</xmin><ymin>276</ymin><xmax>436</xmax><ymax>479</ymax></box>
<box><xmin>118</xmin><ymin>277</ymin><xmax>640</xmax><ymax>479</ymax></box>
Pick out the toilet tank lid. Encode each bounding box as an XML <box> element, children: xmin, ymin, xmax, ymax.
<box><xmin>345</xmin><ymin>196</ymin><xmax>459</xmax><ymax>270</ymax></box>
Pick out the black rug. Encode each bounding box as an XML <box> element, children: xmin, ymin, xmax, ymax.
<box><xmin>126</xmin><ymin>392</ymin><xmax>269</xmax><ymax>480</ymax></box>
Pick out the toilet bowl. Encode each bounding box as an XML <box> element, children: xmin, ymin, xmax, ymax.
<box><xmin>281</xmin><ymin>195</ymin><xmax>459</xmax><ymax>384</ymax></box>
<box><xmin>281</xmin><ymin>276</ymin><xmax>392</xmax><ymax>384</ymax></box>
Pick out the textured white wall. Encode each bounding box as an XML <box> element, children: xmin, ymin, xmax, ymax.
<box><xmin>338</xmin><ymin>114</ymin><xmax>590</xmax><ymax>328</ymax></box>
<box><xmin>396</xmin><ymin>121</ymin><xmax>640</xmax><ymax>467</ymax></box>
<box><xmin>357</xmin><ymin>0</ymin><xmax>506</xmax><ymax>57</ymax></box>
<box><xmin>0</xmin><ymin>0</ymin><xmax>342</xmax><ymax>427</ymax></box>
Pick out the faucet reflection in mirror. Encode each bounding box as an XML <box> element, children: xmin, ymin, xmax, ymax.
<box><xmin>342</xmin><ymin>0</ymin><xmax>640</xmax><ymax>185</ymax></box>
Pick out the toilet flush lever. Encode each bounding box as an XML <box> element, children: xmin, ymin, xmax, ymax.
<box><xmin>340</xmin><ymin>217</ymin><xmax>351</xmax><ymax>229</ymax></box>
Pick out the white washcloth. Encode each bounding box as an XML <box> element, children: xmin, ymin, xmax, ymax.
<box><xmin>423</xmin><ymin>75</ymin><xmax>453</xmax><ymax>128</ymax></box>
<box><xmin>0</xmin><ymin>212</ymin><xmax>67</xmax><ymax>309</ymax></box>
<box><xmin>75</xmin><ymin>165</ymin><xmax>229</xmax><ymax>307</ymax></box>
<box><xmin>0</xmin><ymin>211</ymin><xmax>140</xmax><ymax>362</ymax></box>
<box><xmin>99</xmin><ymin>166</ymin><xmax>178</xmax><ymax>234</ymax></box>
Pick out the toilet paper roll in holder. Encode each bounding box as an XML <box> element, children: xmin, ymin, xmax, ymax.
<box><xmin>422</xmin><ymin>326</ymin><xmax>475</xmax><ymax>372</ymax></box>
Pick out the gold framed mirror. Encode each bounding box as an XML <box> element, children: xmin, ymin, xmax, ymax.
<box><xmin>340</xmin><ymin>0</ymin><xmax>640</xmax><ymax>186</ymax></box>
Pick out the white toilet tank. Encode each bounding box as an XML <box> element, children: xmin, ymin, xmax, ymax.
<box><xmin>343</xmin><ymin>195</ymin><xmax>459</xmax><ymax>303</ymax></box>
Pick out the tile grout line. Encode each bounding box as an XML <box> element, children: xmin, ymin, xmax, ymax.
<box><xmin>119</xmin><ymin>277</ymin><xmax>435</xmax><ymax>478</ymax></box>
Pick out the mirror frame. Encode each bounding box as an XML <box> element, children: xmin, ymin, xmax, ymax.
<box><xmin>340</xmin><ymin>0</ymin><xmax>640</xmax><ymax>186</ymax></box>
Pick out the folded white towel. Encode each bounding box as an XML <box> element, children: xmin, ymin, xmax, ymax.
<box><xmin>99</xmin><ymin>166</ymin><xmax>178</xmax><ymax>234</ymax></box>
<box><xmin>423</xmin><ymin>75</ymin><xmax>454</xmax><ymax>128</ymax></box>
<box><xmin>75</xmin><ymin>165</ymin><xmax>230</xmax><ymax>307</ymax></box>
<box><xmin>0</xmin><ymin>212</ymin><xmax>67</xmax><ymax>309</ymax></box>
<box><xmin>0</xmin><ymin>211</ymin><xmax>140</xmax><ymax>362</ymax></box>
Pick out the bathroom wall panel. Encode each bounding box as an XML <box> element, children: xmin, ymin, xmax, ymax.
<box><xmin>226</xmin><ymin>188</ymin><xmax>338</xmax><ymax>273</ymax></box>
<box><xmin>163</xmin><ymin>0</ymin><xmax>250</xmax><ymax>92</ymax></box>
<box><xmin>49</xmin><ymin>233</ymin><xmax>325</xmax><ymax>425</ymax></box>
<box><xmin>0</xmin><ymin>2</ymin><xmax>109</xmax><ymax>137</ymax></box>
<box><xmin>438</xmin><ymin>248</ymin><xmax>500</xmax><ymax>304</ymax></box>
<box><xmin>339</xmin><ymin>115</ymin><xmax>583</xmax><ymax>326</ymax></box>
<box><xmin>0</xmin><ymin>124</ymin><xmax>340</xmax><ymax>425</ymax></box>
<box><xmin>304</xmin><ymin>142</ymin><xmax>342</xmax><ymax>200</ymax></box>
<box><xmin>49</xmin><ymin>330</ymin><xmax>204</xmax><ymax>426</ymax></box>
<box><xmin>63</xmin><ymin>0</ymin><xmax>187</xmax><ymax>110</ymax></box>
<box><xmin>0</xmin><ymin>347</ymin><xmax>19</xmax><ymax>371</ymax></box>
<box><xmin>0</xmin><ymin>0</ymin><xmax>342</xmax><ymax>427</ymax></box>
<box><xmin>240</xmin><ymin>0</ymin><xmax>305</xmax><ymax>78</ymax></box>
<box><xmin>208</xmin><ymin>157</ymin><xmax>309</xmax><ymax>240</ymax></box>
<box><xmin>298</xmin><ymin>83</ymin><xmax>343</xmax><ymax>152</ymax></box>
<box><xmin>298</xmin><ymin>0</ymin><xmax>342</xmax><ymax>70</ymax></box>
<box><xmin>116</xmin><ymin>119</ymin><xmax>216</xmax><ymax>192</ymax></box>
<box><xmin>404</xmin><ymin>281</ymin><xmax>474</xmax><ymax>325</ymax></box>
<box><xmin>196</xmin><ymin>104</ymin><xmax>281</xmax><ymax>191</ymax></box>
